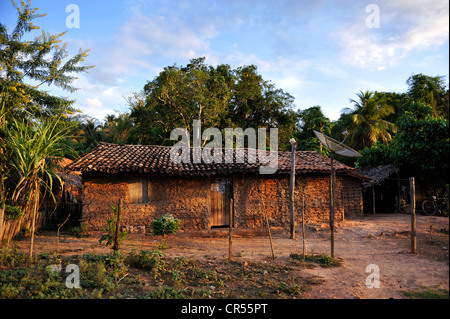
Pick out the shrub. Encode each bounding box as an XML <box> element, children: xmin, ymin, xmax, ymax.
<box><xmin>151</xmin><ymin>214</ymin><xmax>181</xmax><ymax>236</ymax></box>
<box><xmin>134</xmin><ymin>249</ymin><xmax>166</xmax><ymax>278</ymax></box>
<box><xmin>4</xmin><ymin>205</ymin><xmax>23</xmax><ymax>221</ymax></box>
<box><xmin>99</xmin><ymin>206</ymin><xmax>127</xmax><ymax>249</ymax></box>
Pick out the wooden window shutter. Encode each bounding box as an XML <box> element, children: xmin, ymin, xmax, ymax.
<box><xmin>129</xmin><ymin>180</ymin><xmax>148</xmax><ymax>204</ymax></box>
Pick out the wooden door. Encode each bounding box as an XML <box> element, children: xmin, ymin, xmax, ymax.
<box><xmin>210</xmin><ymin>178</ymin><xmax>232</xmax><ymax>227</ymax></box>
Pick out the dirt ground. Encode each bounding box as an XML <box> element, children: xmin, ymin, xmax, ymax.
<box><xmin>11</xmin><ymin>213</ymin><xmax>449</xmax><ymax>299</ymax></box>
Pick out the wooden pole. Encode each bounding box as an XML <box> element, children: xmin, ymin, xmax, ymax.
<box><xmin>397</xmin><ymin>174</ymin><xmax>401</xmax><ymax>213</ymax></box>
<box><xmin>29</xmin><ymin>187</ymin><xmax>39</xmax><ymax>258</ymax></box>
<box><xmin>372</xmin><ymin>182</ymin><xmax>376</xmax><ymax>214</ymax></box>
<box><xmin>289</xmin><ymin>141</ymin><xmax>296</xmax><ymax>239</ymax></box>
<box><xmin>113</xmin><ymin>198</ymin><xmax>122</xmax><ymax>253</ymax></box>
<box><xmin>302</xmin><ymin>195</ymin><xmax>306</xmax><ymax>261</ymax></box>
<box><xmin>262</xmin><ymin>198</ymin><xmax>275</xmax><ymax>260</ymax></box>
<box><xmin>410</xmin><ymin>177</ymin><xmax>417</xmax><ymax>254</ymax></box>
<box><xmin>228</xmin><ymin>199</ymin><xmax>233</xmax><ymax>261</ymax></box>
<box><xmin>330</xmin><ymin>152</ymin><xmax>335</xmax><ymax>258</ymax></box>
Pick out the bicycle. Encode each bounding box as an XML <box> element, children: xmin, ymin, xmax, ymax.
<box><xmin>421</xmin><ymin>196</ymin><xmax>449</xmax><ymax>216</ymax></box>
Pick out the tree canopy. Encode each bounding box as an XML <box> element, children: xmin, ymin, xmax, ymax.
<box><xmin>129</xmin><ymin>57</ymin><xmax>297</xmax><ymax>150</ymax></box>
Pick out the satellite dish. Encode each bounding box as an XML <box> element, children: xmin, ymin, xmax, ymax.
<box><xmin>313</xmin><ymin>130</ymin><xmax>361</xmax><ymax>258</ymax></box>
<box><xmin>313</xmin><ymin>130</ymin><xmax>361</xmax><ymax>157</ymax></box>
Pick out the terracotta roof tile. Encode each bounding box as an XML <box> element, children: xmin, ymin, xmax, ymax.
<box><xmin>65</xmin><ymin>142</ymin><xmax>361</xmax><ymax>177</ymax></box>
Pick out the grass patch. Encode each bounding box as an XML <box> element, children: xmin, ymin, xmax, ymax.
<box><xmin>403</xmin><ymin>287</ymin><xmax>449</xmax><ymax>299</ymax></box>
<box><xmin>290</xmin><ymin>252</ymin><xmax>342</xmax><ymax>268</ymax></box>
<box><xmin>0</xmin><ymin>246</ymin><xmax>324</xmax><ymax>299</ymax></box>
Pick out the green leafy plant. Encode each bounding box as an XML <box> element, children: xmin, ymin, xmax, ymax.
<box><xmin>151</xmin><ymin>214</ymin><xmax>181</xmax><ymax>236</ymax></box>
<box><xmin>99</xmin><ymin>205</ymin><xmax>127</xmax><ymax>248</ymax></box>
<box><xmin>4</xmin><ymin>205</ymin><xmax>23</xmax><ymax>221</ymax></box>
<box><xmin>133</xmin><ymin>249</ymin><xmax>166</xmax><ymax>279</ymax></box>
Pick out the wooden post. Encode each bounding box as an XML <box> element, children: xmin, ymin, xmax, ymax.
<box><xmin>289</xmin><ymin>141</ymin><xmax>296</xmax><ymax>239</ymax></box>
<box><xmin>29</xmin><ymin>188</ymin><xmax>39</xmax><ymax>258</ymax></box>
<box><xmin>228</xmin><ymin>199</ymin><xmax>233</xmax><ymax>261</ymax></box>
<box><xmin>113</xmin><ymin>198</ymin><xmax>122</xmax><ymax>253</ymax></box>
<box><xmin>262</xmin><ymin>198</ymin><xmax>275</xmax><ymax>260</ymax></box>
<box><xmin>372</xmin><ymin>182</ymin><xmax>376</xmax><ymax>214</ymax></box>
<box><xmin>302</xmin><ymin>195</ymin><xmax>306</xmax><ymax>261</ymax></box>
<box><xmin>397</xmin><ymin>174</ymin><xmax>401</xmax><ymax>213</ymax></box>
<box><xmin>410</xmin><ymin>177</ymin><xmax>417</xmax><ymax>254</ymax></box>
<box><xmin>330</xmin><ymin>152</ymin><xmax>335</xmax><ymax>258</ymax></box>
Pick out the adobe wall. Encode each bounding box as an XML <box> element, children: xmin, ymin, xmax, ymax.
<box><xmin>82</xmin><ymin>173</ymin><xmax>211</xmax><ymax>231</ymax></box>
<box><xmin>232</xmin><ymin>174</ymin><xmax>362</xmax><ymax>228</ymax></box>
<box><xmin>81</xmin><ymin>172</ymin><xmax>363</xmax><ymax>232</ymax></box>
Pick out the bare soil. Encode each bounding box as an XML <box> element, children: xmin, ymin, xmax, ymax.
<box><xmin>11</xmin><ymin>213</ymin><xmax>449</xmax><ymax>299</ymax></box>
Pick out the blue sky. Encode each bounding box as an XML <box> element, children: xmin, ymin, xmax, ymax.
<box><xmin>1</xmin><ymin>0</ymin><xmax>448</xmax><ymax>121</ymax></box>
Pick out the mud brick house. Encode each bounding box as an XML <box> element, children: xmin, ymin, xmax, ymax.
<box><xmin>65</xmin><ymin>142</ymin><xmax>368</xmax><ymax>232</ymax></box>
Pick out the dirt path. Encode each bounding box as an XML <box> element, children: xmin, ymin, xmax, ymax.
<box><xmin>12</xmin><ymin>214</ymin><xmax>449</xmax><ymax>299</ymax></box>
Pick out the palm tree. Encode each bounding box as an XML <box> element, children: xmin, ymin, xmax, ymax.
<box><xmin>347</xmin><ymin>90</ymin><xmax>396</xmax><ymax>149</ymax></box>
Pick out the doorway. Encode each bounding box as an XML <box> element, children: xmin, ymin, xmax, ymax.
<box><xmin>210</xmin><ymin>177</ymin><xmax>232</xmax><ymax>227</ymax></box>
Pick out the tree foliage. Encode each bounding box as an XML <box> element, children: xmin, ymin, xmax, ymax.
<box><xmin>406</xmin><ymin>73</ymin><xmax>449</xmax><ymax>119</ymax></box>
<box><xmin>130</xmin><ymin>57</ymin><xmax>297</xmax><ymax>150</ymax></box>
<box><xmin>345</xmin><ymin>90</ymin><xmax>396</xmax><ymax>149</ymax></box>
<box><xmin>0</xmin><ymin>0</ymin><xmax>93</xmax><ymax>243</ymax></box>
<box><xmin>392</xmin><ymin>103</ymin><xmax>449</xmax><ymax>174</ymax></box>
<box><xmin>0</xmin><ymin>0</ymin><xmax>94</xmax><ymax>121</ymax></box>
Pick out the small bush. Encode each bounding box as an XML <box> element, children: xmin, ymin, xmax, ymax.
<box><xmin>5</xmin><ymin>205</ymin><xmax>23</xmax><ymax>221</ymax></box>
<box><xmin>0</xmin><ymin>245</ymin><xmax>28</xmax><ymax>267</ymax></box>
<box><xmin>133</xmin><ymin>249</ymin><xmax>166</xmax><ymax>278</ymax></box>
<box><xmin>99</xmin><ymin>206</ymin><xmax>127</xmax><ymax>249</ymax></box>
<box><xmin>151</xmin><ymin>214</ymin><xmax>181</xmax><ymax>236</ymax></box>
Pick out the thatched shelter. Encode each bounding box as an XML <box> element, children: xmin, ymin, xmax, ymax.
<box><xmin>358</xmin><ymin>165</ymin><xmax>402</xmax><ymax>214</ymax></box>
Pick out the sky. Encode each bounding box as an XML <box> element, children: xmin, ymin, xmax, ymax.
<box><xmin>1</xmin><ymin>0</ymin><xmax>449</xmax><ymax>122</ymax></box>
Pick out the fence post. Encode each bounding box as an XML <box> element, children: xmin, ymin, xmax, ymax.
<box><xmin>289</xmin><ymin>141</ymin><xmax>296</xmax><ymax>239</ymax></box>
<box><xmin>228</xmin><ymin>198</ymin><xmax>233</xmax><ymax>261</ymax></box>
<box><xmin>302</xmin><ymin>195</ymin><xmax>306</xmax><ymax>261</ymax></box>
<box><xmin>410</xmin><ymin>177</ymin><xmax>417</xmax><ymax>254</ymax></box>
<box><xmin>113</xmin><ymin>198</ymin><xmax>122</xmax><ymax>253</ymax></box>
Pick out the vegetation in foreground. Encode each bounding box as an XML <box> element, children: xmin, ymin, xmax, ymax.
<box><xmin>0</xmin><ymin>245</ymin><xmax>327</xmax><ymax>299</ymax></box>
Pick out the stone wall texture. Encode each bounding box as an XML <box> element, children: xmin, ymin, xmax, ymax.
<box><xmin>81</xmin><ymin>173</ymin><xmax>363</xmax><ymax>232</ymax></box>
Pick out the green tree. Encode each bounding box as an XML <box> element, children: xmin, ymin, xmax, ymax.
<box><xmin>346</xmin><ymin>90</ymin><xmax>396</xmax><ymax>150</ymax></box>
<box><xmin>392</xmin><ymin>103</ymin><xmax>449</xmax><ymax>180</ymax></box>
<box><xmin>374</xmin><ymin>91</ymin><xmax>412</xmax><ymax>124</ymax></box>
<box><xmin>130</xmin><ymin>57</ymin><xmax>297</xmax><ymax>150</ymax></box>
<box><xmin>295</xmin><ymin>106</ymin><xmax>331</xmax><ymax>154</ymax></box>
<box><xmin>406</xmin><ymin>73</ymin><xmax>449</xmax><ymax>119</ymax></box>
<box><xmin>0</xmin><ymin>0</ymin><xmax>92</xmax><ymax>242</ymax></box>
<box><xmin>131</xmin><ymin>57</ymin><xmax>230</xmax><ymax>145</ymax></box>
<box><xmin>102</xmin><ymin>113</ymin><xmax>135</xmax><ymax>145</ymax></box>
<box><xmin>0</xmin><ymin>0</ymin><xmax>94</xmax><ymax>121</ymax></box>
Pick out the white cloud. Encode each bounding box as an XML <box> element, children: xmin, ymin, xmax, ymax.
<box><xmin>85</xmin><ymin>97</ymin><xmax>103</xmax><ymax>108</ymax></box>
<box><xmin>331</xmin><ymin>0</ymin><xmax>449</xmax><ymax>70</ymax></box>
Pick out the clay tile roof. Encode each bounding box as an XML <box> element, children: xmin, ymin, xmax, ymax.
<box><xmin>65</xmin><ymin>142</ymin><xmax>363</xmax><ymax>177</ymax></box>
